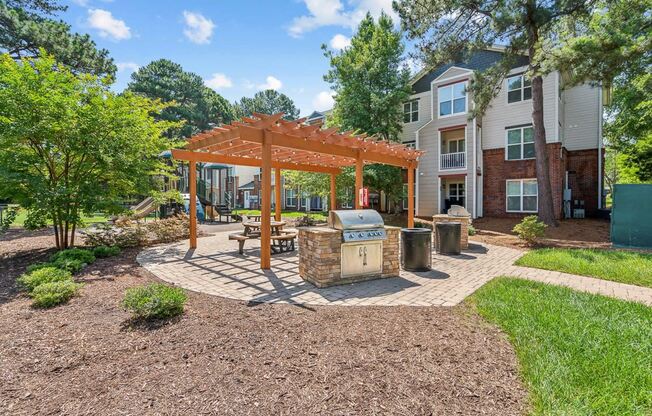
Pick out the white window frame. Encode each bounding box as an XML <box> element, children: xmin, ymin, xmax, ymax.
<box><xmin>448</xmin><ymin>182</ymin><xmax>465</xmax><ymax>200</ymax></box>
<box><xmin>437</xmin><ymin>81</ymin><xmax>468</xmax><ymax>118</ymax></box>
<box><xmin>403</xmin><ymin>100</ymin><xmax>419</xmax><ymax>123</ymax></box>
<box><xmin>506</xmin><ymin>74</ymin><xmax>532</xmax><ymax>104</ymax></box>
<box><xmin>285</xmin><ymin>188</ymin><xmax>297</xmax><ymax>207</ymax></box>
<box><xmin>445</xmin><ymin>138</ymin><xmax>466</xmax><ymax>154</ymax></box>
<box><xmin>402</xmin><ymin>183</ymin><xmax>416</xmax><ymax>210</ymax></box>
<box><xmin>505</xmin><ymin>126</ymin><xmax>535</xmax><ymax>161</ymax></box>
<box><xmin>506</xmin><ymin>179</ymin><xmax>538</xmax><ymax>213</ymax></box>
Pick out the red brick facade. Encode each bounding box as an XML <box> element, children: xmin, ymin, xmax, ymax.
<box><xmin>482</xmin><ymin>143</ymin><xmax>601</xmax><ymax>218</ymax></box>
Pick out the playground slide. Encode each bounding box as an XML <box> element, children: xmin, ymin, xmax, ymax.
<box><xmin>182</xmin><ymin>194</ymin><xmax>205</xmax><ymax>222</ymax></box>
<box><xmin>130</xmin><ymin>197</ymin><xmax>157</xmax><ymax>218</ymax></box>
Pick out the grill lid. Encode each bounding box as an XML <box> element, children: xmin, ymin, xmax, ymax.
<box><xmin>329</xmin><ymin>209</ymin><xmax>384</xmax><ymax>230</ymax></box>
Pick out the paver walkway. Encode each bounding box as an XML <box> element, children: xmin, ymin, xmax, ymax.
<box><xmin>137</xmin><ymin>231</ymin><xmax>652</xmax><ymax>307</ymax></box>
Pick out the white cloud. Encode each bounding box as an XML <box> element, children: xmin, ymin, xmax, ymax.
<box><xmin>257</xmin><ymin>75</ymin><xmax>283</xmax><ymax>91</ymax></box>
<box><xmin>182</xmin><ymin>11</ymin><xmax>215</xmax><ymax>44</ymax></box>
<box><xmin>87</xmin><ymin>9</ymin><xmax>131</xmax><ymax>41</ymax></box>
<box><xmin>312</xmin><ymin>91</ymin><xmax>335</xmax><ymax>110</ymax></box>
<box><xmin>330</xmin><ymin>34</ymin><xmax>351</xmax><ymax>50</ymax></box>
<box><xmin>288</xmin><ymin>0</ymin><xmax>397</xmax><ymax>37</ymax></box>
<box><xmin>116</xmin><ymin>62</ymin><xmax>139</xmax><ymax>73</ymax></box>
<box><xmin>205</xmin><ymin>73</ymin><xmax>233</xmax><ymax>90</ymax></box>
<box><xmin>72</xmin><ymin>0</ymin><xmax>89</xmax><ymax>6</ymax></box>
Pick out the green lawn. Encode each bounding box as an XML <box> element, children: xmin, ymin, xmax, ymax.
<box><xmin>10</xmin><ymin>209</ymin><xmax>109</xmax><ymax>228</ymax></box>
<box><xmin>515</xmin><ymin>248</ymin><xmax>652</xmax><ymax>288</ymax></box>
<box><xmin>233</xmin><ymin>209</ymin><xmax>328</xmax><ymax>220</ymax></box>
<box><xmin>471</xmin><ymin>277</ymin><xmax>652</xmax><ymax>416</ymax></box>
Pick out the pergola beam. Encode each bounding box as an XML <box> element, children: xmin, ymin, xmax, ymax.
<box><xmin>171</xmin><ymin>149</ymin><xmax>342</xmax><ymax>175</ymax></box>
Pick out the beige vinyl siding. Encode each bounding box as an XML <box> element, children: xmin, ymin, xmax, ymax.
<box><xmin>481</xmin><ymin>70</ymin><xmax>558</xmax><ymax>150</ymax></box>
<box><xmin>562</xmin><ymin>83</ymin><xmax>600</xmax><ymax>150</ymax></box>
<box><xmin>436</xmin><ymin>66</ymin><xmax>472</xmax><ymax>81</ymax></box>
<box><xmin>400</xmin><ymin>91</ymin><xmax>431</xmax><ymax>144</ymax></box>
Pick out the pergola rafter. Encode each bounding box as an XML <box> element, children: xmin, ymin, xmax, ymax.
<box><xmin>171</xmin><ymin>113</ymin><xmax>423</xmax><ymax>270</ymax></box>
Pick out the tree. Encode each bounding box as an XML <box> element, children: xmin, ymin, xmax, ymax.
<box><xmin>282</xmin><ymin>168</ymin><xmax>356</xmax><ymax>208</ymax></box>
<box><xmin>127</xmin><ymin>59</ymin><xmax>235</xmax><ymax>140</ymax></box>
<box><xmin>548</xmin><ymin>0</ymin><xmax>652</xmax><ymax>182</ymax></box>
<box><xmin>0</xmin><ymin>0</ymin><xmax>116</xmax><ymax>76</ymax></box>
<box><xmin>233</xmin><ymin>90</ymin><xmax>300</xmax><ymax>121</ymax></box>
<box><xmin>394</xmin><ymin>0</ymin><xmax>604</xmax><ymax>226</ymax></box>
<box><xmin>322</xmin><ymin>12</ymin><xmax>411</xmax><ymax>207</ymax></box>
<box><xmin>0</xmin><ymin>52</ymin><xmax>176</xmax><ymax>249</ymax></box>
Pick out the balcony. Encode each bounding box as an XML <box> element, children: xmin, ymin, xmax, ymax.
<box><xmin>440</xmin><ymin>152</ymin><xmax>466</xmax><ymax>170</ymax></box>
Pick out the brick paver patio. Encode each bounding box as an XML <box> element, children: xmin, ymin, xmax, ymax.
<box><xmin>137</xmin><ymin>231</ymin><xmax>652</xmax><ymax>307</ymax></box>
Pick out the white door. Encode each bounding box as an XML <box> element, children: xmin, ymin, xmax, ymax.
<box><xmin>243</xmin><ymin>191</ymin><xmax>250</xmax><ymax>209</ymax></box>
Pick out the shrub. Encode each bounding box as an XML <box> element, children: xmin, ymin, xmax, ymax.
<box><xmin>146</xmin><ymin>214</ymin><xmax>190</xmax><ymax>243</ymax></box>
<box><xmin>414</xmin><ymin>221</ymin><xmax>433</xmax><ymax>230</ymax></box>
<box><xmin>513</xmin><ymin>215</ymin><xmax>547</xmax><ymax>245</ymax></box>
<box><xmin>0</xmin><ymin>206</ymin><xmax>18</xmax><ymax>234</ymax></box>
<box><xmin>51</xmin><ymin>258</ymin><xmax>86</xmax><ymax>273</ymax></box>
<box><xmin>93</xmin><ymin>245</ymin><xmax>121</xmax><ymax>258</ymax></box>
<box><xmin>83</xmin><ymin>222</ymin><xmax>147</xmax><ymax>248</ymax></box>
<box><xmin>17</xmin><ymin>267</ymin><xmax>72</xmax><ymax>292</ymax></box>
<box><xmin>26</xmin><ymin>262</ymin><xmax>55</xmax><ymax>274</ymax></box>
<box><xmin>50</xmin><ymin>248</ymin><xmax>96</xmax><ymax>264</ymax></box>
<box><xmin>122</xmin><ymin>283</ymin><xmax>187</xmax><ymax>320</ymax></box>
<box><xmin>468</xmin><ymin>225</ymin><xmax>476</xmax><ymax>236</ymax></box>
<box><xmin>31</xmin><ymin>281</ymin><xmax>83</xmax><ymax>308</ymax></box>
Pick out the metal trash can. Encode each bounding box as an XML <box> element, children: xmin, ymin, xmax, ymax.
<box><xmin>436</xmin><ymin>222</ymin><xmax>461</xmax><ymax>255</ymax></box>
<box><xmin>401</xmin><ymin>228</ymin><xmax>432</xmax><ymax>271</ymax></box>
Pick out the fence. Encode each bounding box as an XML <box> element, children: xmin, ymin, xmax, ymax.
<box><xmin>611</xmin><ymin>184</ymin><xmax>652</xmax><ymax>249</ymax></box>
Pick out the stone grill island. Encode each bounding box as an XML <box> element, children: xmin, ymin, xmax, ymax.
<box><xmin>298</xmin><ymin>210</ymin><xmax>400</xmax><ymax>287</ymax></box>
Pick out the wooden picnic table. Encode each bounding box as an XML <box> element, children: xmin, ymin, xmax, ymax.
<box><xmin>242</xmin><ymin>220</ymin><xmax>286</xmax><ymax>237</ymax></box>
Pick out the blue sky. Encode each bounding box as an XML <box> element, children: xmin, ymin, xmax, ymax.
<box><xmin>61</xmin><ymin>0</ymin><xmax>412</xmax><ymax>117</ymax></box>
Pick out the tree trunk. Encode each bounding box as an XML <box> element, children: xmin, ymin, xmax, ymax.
<box><xmin>527</xmin><ymin>15</ymin><xmax>558</xmax><ymax>227</ymax></box>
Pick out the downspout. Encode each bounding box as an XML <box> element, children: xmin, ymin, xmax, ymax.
<box><xmin>416</xmin><ymin>130</ymin><xmax>420</xmax><ymax>217</ymax></box>
<box><xmin>598</xmin><ymin>84</ymin><xmax>603</xmax><ymax>209</ymax></box>
<box><xmin>472</xmin><ymin>117</ymin><xmax>477</xmax><ymax>219</ymax></box>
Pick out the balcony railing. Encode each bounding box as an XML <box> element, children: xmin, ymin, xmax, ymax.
<box><xmin>440</xmin><ymin>152</ymin><xmax>466</xmax><ymax>170</ymax></box>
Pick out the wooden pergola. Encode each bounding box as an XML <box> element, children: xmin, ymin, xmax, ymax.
<box><xmin>171</xmin><ymin>113</ymin><xmax>423</xmax><ymax>269</ymax></box>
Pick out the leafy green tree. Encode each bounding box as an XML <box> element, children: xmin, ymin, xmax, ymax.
<box><xmin>0</xmin><ymin>0</ymin><xmax>116</xmax><ymax>76</ymax></box>
<box><xmin>394</xmin><ymin>0</ymin><xmax>606</xmax><ymax>225</ymax></box>
<box><xmin>549</xmin><ymin>0</ymin><xmax>651</xmax><ymax>183</ymax></box>
<box><xmin>233</xmin><ymin>89</ymin><xmax>300</xmax><ymax>121</ymax></box>
<box><xmin>282</xmin><ymin>169</ymin><xmax>355</xmax><ymax>208</ymax></box>
<box><xmin>322</xmin><ymin>12</ymin><xmax>411</xmax><ymax>208</ymax></box>
<box><xmin>127</xmin><ymin>59</ymin><xmax>235</xmax><ymax>139</ymax></box>
<box><xmin>0</xmin><ymin>52</ymin><xmax>176</xmax><ymax>249</ymax></box>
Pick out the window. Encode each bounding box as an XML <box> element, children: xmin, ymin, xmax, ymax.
<box><xmin>438</xmin><ymin>81</ymin><xmax>466</xmax><ymax>117</ymax></box>
<box><xmin>446</xmin><ymin>138</ymin><xmax>465</xmax><ymax>154</ymax></box>
<box><xmin>285</xmin><ymin>188</ymin><xmax>297</xmax><ymax>207</ymax></box>
<box><xmin>403</xmin><ymin>100</ymin><xmax>419</xmax><ymax>123</ymax></box>
<box><xmin>402</xmin><ymin>183</ymin><xmax>416</xmax><ymax>210</ymax></box>
<box><xmin>507</xmin><ymin>74</ymin><xmax>532</xmax><ymax>103</ymax></box>
<box><xmin>448</xmin><ymin>183</ymin><xmax>465</xmax><ymax>200</ymax></box>
<box><xmin>506</xmin><ymin>126</ymin><xmax>535</xmax><ymax>160</ymax></box>
<box><xmin>403</xmin><ymin>140</ymin><xmax>416</xmax><ymax>149</ymax></box>
<box><xmin>506</xmin><ymin>179</ymin><xmax>538</xmax><ymax>212</ymax></box>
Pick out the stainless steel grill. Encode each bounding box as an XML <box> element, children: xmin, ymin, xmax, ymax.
<box><xmin>329</xmin><ymin>210</ymin><xmax>386</xmax><ymax>278</ymax></box>
<box><xmin>328</xmin><ymin>209</ymin><xmax>387</xmax><ymax>242</ymax></box>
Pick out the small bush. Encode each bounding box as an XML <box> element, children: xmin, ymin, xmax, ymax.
<box><xmin>17</xmin><ymin>267</ymin><xmax>73</xmax><ymax>292</ymax></box>
<box><xmin>50</xmin><ymin>248</ymin><xmax>96</xmax><ymax>265</ymax></box>
<box><xmin>51</xmin><ymin>258</ymin><xmax>86</xmax><ymax>273</ymax></box>
<box><xmin>513</xmin><ymin>215</ymin><xmax>547</xmax><ymax>245</ymax></box>
<box><xmin>468</xmin><ymin>225</ymin><xmax>476</xmax><ymax>236</ymax></box>
<box><xmin>31</xmin><ymin>281</ymin><xmax>82</xmax><ymax>308</ymax></box>
<box><xmin>26</xmin><ymin>262</ymin><xmax>56</xmax><ymax>274</ymax></box>
<box><xmin>93</xmin><ymin>245</ymin><xmax>121</xmax><ymax>258</ymax></box>
<box><xmin>122</xmin><ymin>283</ymin><xmax>187</xmax><ymax>320</ymax></box>
<box><xmin>147</xmin><ymin>214</ymin><xmax>190</xmax><ymax>243</ymax></box>
<box><xmin>414</xmin><ymin>221</ymin><xmax>433</xmax><ymax>230</ymax></box>
<box><xmin>0</xmin><ymin>206</ymin><xmax>18</xmax><ymax>234</ymax></box>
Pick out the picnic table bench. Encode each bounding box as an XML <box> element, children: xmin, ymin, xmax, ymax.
<box><xmin>271</xmin><ymin>232</ymin><xmax>297</xmax><ymax>254</ymax></box>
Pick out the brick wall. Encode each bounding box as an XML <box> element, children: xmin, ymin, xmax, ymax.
<box><xmin>482</xmin><ymin>143</ymin><xmax>565</xmax><ymax>219</ymax></box>
<box><xmin>482</xmin><ymin>144</ymin><xmax>602</xmax><ymax>218</ymax></box>
<box><xmin>566</xmin><ymin>148</ymin><xmax>601</xmax><ymax>216</ymax></box>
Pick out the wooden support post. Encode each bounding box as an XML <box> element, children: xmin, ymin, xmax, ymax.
<box><xmin>275</xmin><ymin>168</ymin><xmax>282</xmax><ymax>221</ymax></box>
<box><xmin>355</xmin><ymin>155</ymin><xmax>363</xmax><ymax>209</ymax></box>
<box><xmin>260</xmin><ymin>132</ymin><xmax>272</xmax><ymax>269</ymax></box>
<box><xmin>189</xmin><ymin>160</ymin><xmax>197</xmax><ymax>249</ymax></box>
<box><xmin>407</xmin><ymin>165</ymin><xmax>415</xmax><ymax>228</ymax></box>
<box><xmin>330</xmin><ymin>173</ymin><xmax>337</xmax><ymax>211</ymax></box>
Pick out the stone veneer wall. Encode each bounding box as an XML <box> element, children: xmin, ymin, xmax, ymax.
<box><xmin>298</xmin><ymin>226</ymin><xmax>400</xmax><ymax>288</ymax></box>
<box><xmin>432</xmin><ymin>215</ymin><xmax>469</xmax><ymax>249</ymax></box>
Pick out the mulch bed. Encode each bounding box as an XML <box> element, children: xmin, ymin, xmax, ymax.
<box><xmin>471</xmin><ymin>217</ymin><xmax>611</xmax><ymax>250</ymax></box>
<box><xmin>1</xmin><ymin>229</ymin><xmax>527</xmax><ymax>415</ymax></box>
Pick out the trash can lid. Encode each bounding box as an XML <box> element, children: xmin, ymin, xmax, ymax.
<box><xmin>401</xmin><ymin>227</ymin><xmax>432</xmax><ymax>233</ymax></box>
